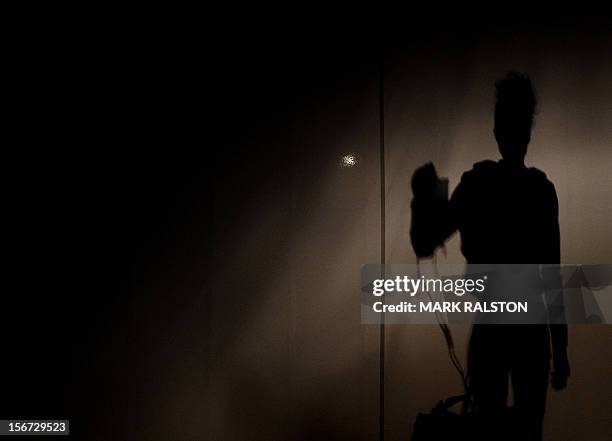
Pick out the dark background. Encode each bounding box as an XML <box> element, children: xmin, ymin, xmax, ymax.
<box><xmin>4</xmin><ymin>11</ymin><xmax>612</xmax><ymax>440</ymax></box>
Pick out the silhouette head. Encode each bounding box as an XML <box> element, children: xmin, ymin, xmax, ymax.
<box><xmin>494</xmin><ymin>72</ymin><xmax>536</xmax><ymax>166</ymax></box>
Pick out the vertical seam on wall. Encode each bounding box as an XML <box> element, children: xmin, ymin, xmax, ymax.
<box><xmin>379</xmin><ymin>57</ymin><xmax>386</xmax><ymax>441</ymax></box>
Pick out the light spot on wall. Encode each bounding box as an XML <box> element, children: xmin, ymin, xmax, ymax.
<box><xmin>341</xmin><ymin>154</ymin><xmax>357</xmax><ymax>168</ymax></box>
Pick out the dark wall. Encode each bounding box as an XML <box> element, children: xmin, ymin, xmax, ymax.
<box><xmin>6</xmin><ymin>14</ymin><xmax>612</xmax><ymax>441</ymax></box>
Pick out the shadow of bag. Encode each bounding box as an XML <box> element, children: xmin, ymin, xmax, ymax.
<box><xmin>411</xmin><ymin>394</ymin><xmax>473</xmax><ymax>441</ymax></box>
<box><xmin>412</xmin><ymin>395</ymin><xmax>521</xmax><ymax>441</ymax></box>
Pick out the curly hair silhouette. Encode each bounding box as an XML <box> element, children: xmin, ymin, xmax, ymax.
<box><xmin>494</xmin><ymin>72</ymin><xmax>537</xmax><ymax>165</ymax></box>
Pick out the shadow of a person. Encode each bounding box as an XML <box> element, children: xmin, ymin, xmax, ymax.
<box><xmin>410</xmin><ymin>72</ymin><xmax>570</xmax><ymax>441</ymax></box>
